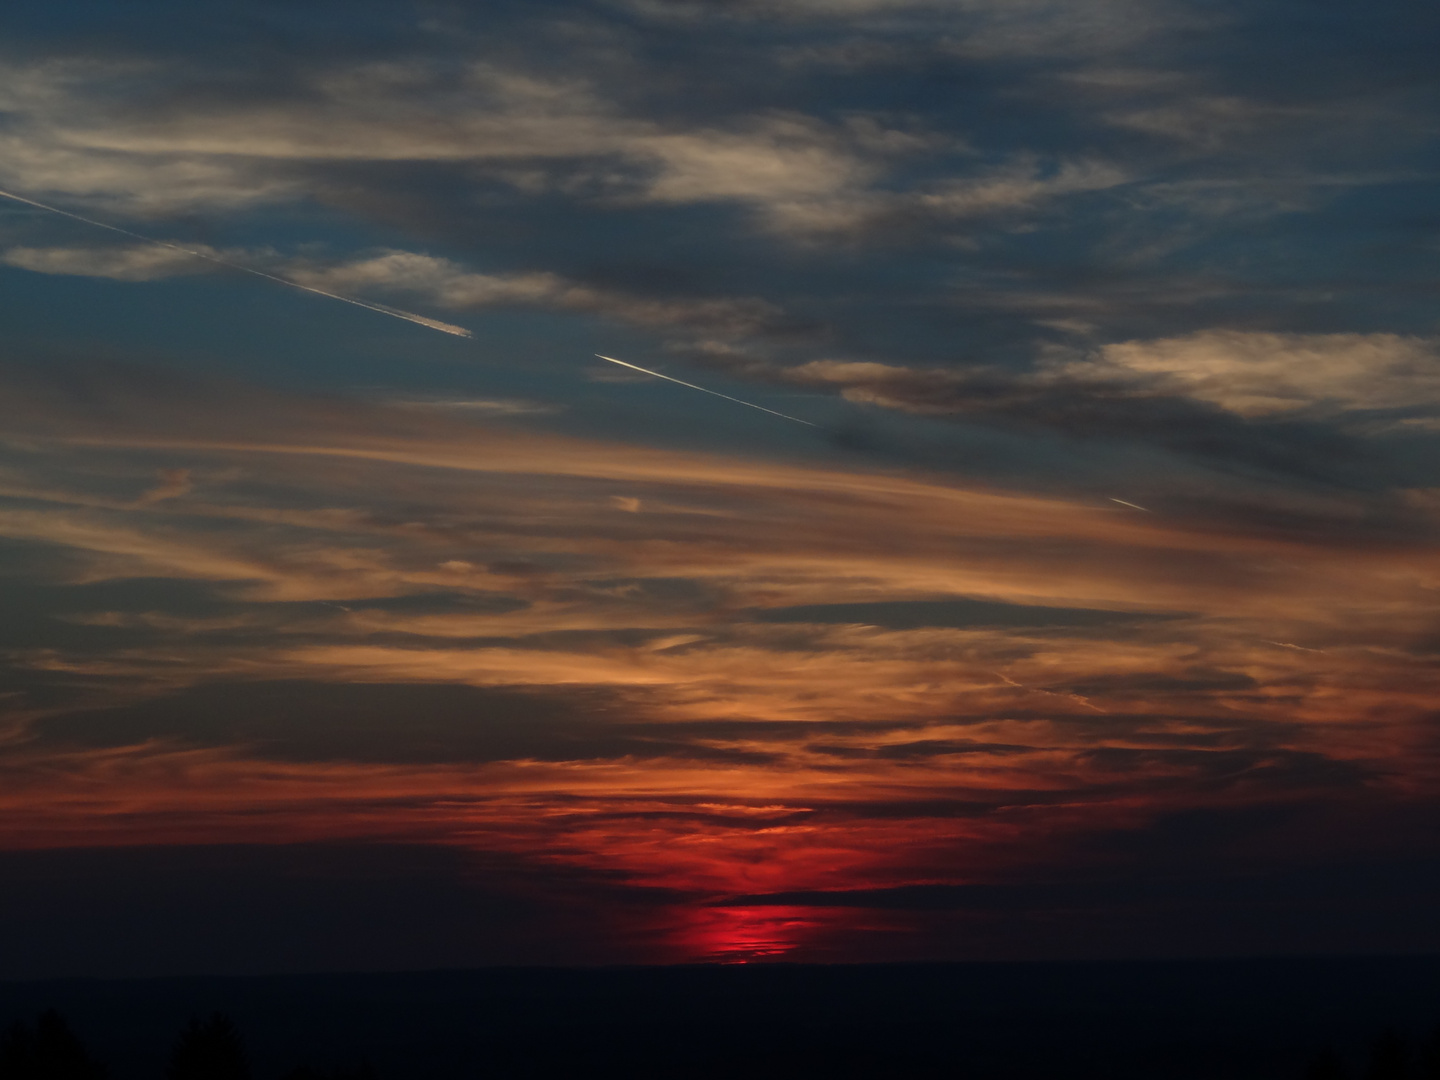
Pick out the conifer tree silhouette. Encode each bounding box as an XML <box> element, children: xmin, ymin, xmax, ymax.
<box><xmin>166</xmin><ymin>1015</ymin><xmax>248</xmax><ymax>1080</ymax></box>
<box><xmin>0</xmin><ymin>1010</ymin><xmax>106</xmax><ymax>1080</ymax></box>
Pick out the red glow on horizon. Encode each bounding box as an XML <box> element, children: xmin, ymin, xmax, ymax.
<box><xmin>679</xmin><ymin>905</ymin><xmax>824</xmax><ymax>963</ymax></box>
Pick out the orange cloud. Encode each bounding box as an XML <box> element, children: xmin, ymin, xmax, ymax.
<box><xmin>1</xmin><ymin>369</ymin><xmax>1437</xmax><ymax>960</ymax></box>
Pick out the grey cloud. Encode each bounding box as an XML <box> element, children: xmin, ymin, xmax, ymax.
<box><xmin>0</xmin><ymin>242</ymin><xmax>217</xmax><ymax>281</ymax></box>
<box><xmin>0</xmin><ymin>57</ymin><xmax>939</xmax><ymax>236</ymax></box>
<box><xmin>0</xmin><ymin>240</ymin><xmax>792</xmax><ymax>338</ymax></box>
<box><xmin>24</xmin><ymin>679</ymin><xmax>787</xmax><ymax>765</ymax></box>
<box><xmin>27</xmin><ymin>679</ymin><xmax>606</xmax><ymax>763</ymax></box>
<box><xmin>750</xmin><ymin>597</ymin><xmax>1182</xmax><ymax>629</ymax></box>
<box><xmin>0</xmin><ymin>42</ymin><xmax>1143</xmax><ymax>251</ymax></box>
<box><xmin>4</xmin><ymin>1</ymin><xmax>1421</xmax><ymax>389</ymax></box>
<box><xmin>781</xmin><ymin>331</ymin><xmax>1440</xmax><ymax>426</ymax></box>
<box><xmin>1071</xmin><ymin>332</ymin><xmax>1440</xmax><ymax>419</ymax></box>
<box><xmin>1073</xmin><ymin>746</ymin><xmax>1370</xmax><ymax>793</ymax></box>
<box><xmin>732</xmin><ymin>338</ymin><xmax>1440</xmax><ymax>486</ymax></box>
<box><xmin>809</xmin><ymin>738</ymin><xmax>1034</xmax><ymax>760</ymax></box>
<box><xmin>1061</xmin><ymin>668</ymin><xmax>1261</xmax><ymax>696</ymax></box>
<box><xmin>0</xmin><ymin>570</ymin><xmax>239</xmax><ymax>653</ymax></box>
<box><xmin>756</xmin><ymin>155</ymin><xmax>1131</xmax><ymax>239</ymax></box>
<box><xmin>288</xmin><ymin>251</ymin><xmax>791</xmax><ymax>337</ymax></box>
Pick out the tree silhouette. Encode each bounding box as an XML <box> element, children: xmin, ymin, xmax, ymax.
<box><xmin>166</xmin><ymin>1015</ymin><xmax>248</xmax><ymax>1080</ymax></box>
<box><xmin>1365</xmin><ymin>1030</ymin><xmax>1410</xmax><ymax>1080</ymax></box>
<box><xmin>1304</xmin><ymin>1045</ymin><xmax>1352</xmax><ymax>1080</ymax></box>
<box><xmin>0</xmin><ymin>1010</ymin><xmax>106</xmax><ymax>1080</ymax></box>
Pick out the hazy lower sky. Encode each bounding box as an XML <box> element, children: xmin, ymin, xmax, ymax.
<box><xmin>2</xmin><ymin>0</ymin><xmax>1439</xmax><ymax>975</ymax></box>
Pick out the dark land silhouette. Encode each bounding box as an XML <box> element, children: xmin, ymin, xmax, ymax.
<box><xmin>2</xmin><ymin>957</ymin><xmax>1440</xmax><ymax>1079</ymax></box>
<box><xmin>166</xmin><ymin>1015</ymin><xmax>248</xmax><ymax>1080</ymax></box>
<box><xmin>1301</xmin><ymin>1026</ymin><xmax>1440</xmax><ymax>1080</ymax></box>
<box><xmin>0</xmin><ymin>1010</ymin><xmax>105</xmax><ymax>1080</ymax></box>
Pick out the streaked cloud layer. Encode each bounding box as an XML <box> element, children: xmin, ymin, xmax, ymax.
<box><xmin>2</xmin><ymin>364</ymin><xmax>1437</xmax><ymax>966</ymax></box>
<box><xmin>0</xmin><ymin>0</ymin><xmax>1436</xmax><ymax>973</ymax></box>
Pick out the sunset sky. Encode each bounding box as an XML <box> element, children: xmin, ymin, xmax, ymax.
<box><xmin>2</xmin><ymin>0</ymin><xmax>1439</xmax><ymax>977</ymax></box>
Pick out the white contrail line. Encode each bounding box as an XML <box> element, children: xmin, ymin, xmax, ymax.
<box><xmin>1109</xmin><ymin>498</ymin><xmax>1151</xmax><ymax>512</ymax></box>
<box><xmin>0</xmin><ymin>186</ymin><xmax>473</xmax><ymax>338</ymax></box>
<box><xmin>1263</xmin><ymin>640</ymin><xmax>1327</xmax><ymax>653</ymax></box>
<box><xmin>594</xmin><ymin>354</ymin><xmax>815</xmax><ymax>426</ymax></box>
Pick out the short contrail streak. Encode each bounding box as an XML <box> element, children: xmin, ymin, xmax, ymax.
<box><xmin>1109</xmin><ymin>498</ymin><xmax>1151</xmax><ymax>512</ymax></box>
<box><xmin>0</xmin><ymin>186</ymin><xmax>472</xmax><ymax>338</ymax></box>
<box><xmin>594</xmin><ymin>354</ymin><xmax>815</xmax><ymax>426</ymax></box>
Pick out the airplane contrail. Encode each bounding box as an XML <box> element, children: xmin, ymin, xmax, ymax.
<box><xmin>0</xmin><ymin>186</ymin><xmax>473</xmax><ymax>338</ymax></box>
<box><xmin>594</xmin><ymin>354</ymin><xmax>815</xmax><ymax>426</ymax></box>
<box><xmin>1109</xmin><ymin>498</ymin><xmax>1151</xmax><ymax>512</ymax></box>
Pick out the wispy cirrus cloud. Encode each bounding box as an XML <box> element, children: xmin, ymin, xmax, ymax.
<box><xmin>0</xmin><ymin>242</ymin><xmax>218</xmax><ymax>281</ymax></box>
<box><xmin>0</xmin><ymin>364</ymin><xmax>1436</xmax><ymax>966</ymax></box>
<box><xmin>2</xmin><ymin>0</ymin><xmax>1440</xmax><ymax>970</ymax></box>
<box><xmin>0</xmin><ymin>59</ymin><xmax>930</xmax><ymax>236</ymax></box>
<box><xmin>0</xmin><ymin>54</ymin><xmax>1133</xmax><ymax>241</ymax></box>
<box><xmin>0</xmin><ymin>240</ymin><xmax>789</xmax><ymax>339</ymax></box>
<box><xmin>778</xmin><ymin>331</ymin><xmax>1440</xmax><ymax>422</ymax></box>
<box><xmin>687</xmin><ymin>330</ymin><xmax>1440</xmax><ymax>483</ymax></box>
<box><xmin>1069</xmin><ymin>331</ymin><xmax>1440</xmax><ymax>419</ymax></box>
<box><xmin>286</xmin><ymin>251</ymin><xmax>789</xmax><ymax>337</ymax></box>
